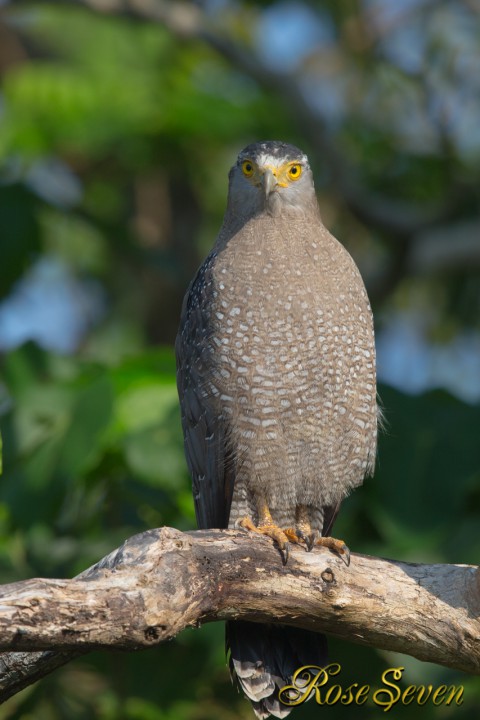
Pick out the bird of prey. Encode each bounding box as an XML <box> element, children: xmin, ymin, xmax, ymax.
<box><xmin>175</xmin><ymin>140</ymin><xmax>378</xmax><ymax>718</ymax></box>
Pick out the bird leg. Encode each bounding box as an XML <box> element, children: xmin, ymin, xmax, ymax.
<box><xmin>236</xmin><ymin>497</ymin><xmax>302</xmax><ymax>564</ymax></box>
<box><xmin>293</xmin><ymin>505</ymin><xmax>351</xmax><ymax>565</ymax></box>
<box><xmin>237</xmin><ymin>500</ymin><xmax>351</xmax><ymax>565</ymax></box>
<box><xmin>291</xmin><ymin>505</ymin><xmax>318</xmax><ymax>551</ymax></box>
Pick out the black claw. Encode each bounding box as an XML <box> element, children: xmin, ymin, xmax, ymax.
<box><xmin>304</xmin><ymin>529</ymin><xmax>319</xmax><ymax>552</ymax></box>
<box><xmin>295</xmin><ymin>527</ymin><xmax>317</xmax><ymax>552</ymax></box>
<box><xmin>281</xmin><ymin>542</ymin><xmax>289</xmax><ymax>565</ymax></box>
<box><xmin>295</xmin><ymin>527</ymin><xmax>306</xmax><ymax>544</ymax></box>
<box><xmin>340</xmin><ymin>545</ymin><xmax>351</xmax><ymax>567</ymax></box>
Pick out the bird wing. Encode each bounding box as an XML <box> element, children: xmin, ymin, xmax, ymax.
<box><xmin>175</xmin><ymin>260</ymin><xmax>235</xmax><ymax>530</ymax></box>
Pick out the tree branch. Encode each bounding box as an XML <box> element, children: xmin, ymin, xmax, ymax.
<box><xmin>0</xmin><ymin>527</ymin><xmax>479</xmax><ymax>703</ymax></box>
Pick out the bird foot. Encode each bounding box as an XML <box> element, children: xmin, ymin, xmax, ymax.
<box><xmin>236</xmin><ymin>517</ymin><xmax>300</xmax><ymax>564</ymax></box>
<box><xmin>315</xmin><ymin>536</ymin><xmax>351</xmax><ymax>566</ymax></box>
<box><xmin>293</xmin><ymin>526</ymin><xmax>319</xmax><ymax>552</ymax></box>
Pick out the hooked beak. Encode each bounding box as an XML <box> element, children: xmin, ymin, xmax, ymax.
<box><xmin>262</xmin><ymin>168</ymin><xmax>278</xmax><ymax>198</ymax></box>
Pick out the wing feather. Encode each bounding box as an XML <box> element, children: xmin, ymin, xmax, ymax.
<box><xmin>176</xmin><ymin>259</ymin><xmax>234</xmax><ymax>529</ymax></box>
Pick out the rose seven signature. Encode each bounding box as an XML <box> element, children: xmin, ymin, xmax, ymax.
<box><xmin>278</xmin><ymin>664</ymin><xmax>464</xmax><ymax>711</ymax></box>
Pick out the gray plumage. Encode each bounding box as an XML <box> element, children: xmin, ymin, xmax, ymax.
<box><xmin>175</xmin><ymin>140</ymin><xmax>378</xmax><ymax>718</ymax></box>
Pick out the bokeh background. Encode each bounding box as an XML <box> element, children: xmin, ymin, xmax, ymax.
<box><xmin>0</xmin><ymin>0</ymin><xmax>479</xmax><ymax>718</ymax></box>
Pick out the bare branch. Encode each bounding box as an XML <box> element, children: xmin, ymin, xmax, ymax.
<box><xmin>0</xmin><ymin>649</ymin><xmax>86</xmax><ymax>703</ymax></box>
<box><xmin>0</xmin><ymin>527</ymin><xmax>479</xmax><ymax>703</ymax></box>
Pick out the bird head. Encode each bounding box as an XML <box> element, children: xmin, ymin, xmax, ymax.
<box><xmin>227</xmin><ymin>141</ymin><xmax>317</xmax><ymax>218</ymax></box>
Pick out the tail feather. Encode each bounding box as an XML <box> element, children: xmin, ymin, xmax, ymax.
<box><xmin>226</xmin><ymin>621</ymin><xmax>328</xmax><ymax>719</ymax></box>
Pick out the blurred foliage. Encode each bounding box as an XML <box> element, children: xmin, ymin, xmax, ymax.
<box><xmin>0</xmin><ymin>1</ymin><xmax>479</xmax><ymax>719</ymax></box>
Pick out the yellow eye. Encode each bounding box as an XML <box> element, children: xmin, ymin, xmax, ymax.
<box><xmin>288</xmin><ymin>163</ymin><xmax>302</xmax><ymax>181</ymax></box>
<box><xmin>242</xmin><ymin>160</ymin><xmax>255</xmax><ymax>177</ymax></box>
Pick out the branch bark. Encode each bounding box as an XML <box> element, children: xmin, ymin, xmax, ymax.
<box><xmin>0</xmin><ymin>527</ymin><xmax>479</xmax><ymax>703</ymax></box>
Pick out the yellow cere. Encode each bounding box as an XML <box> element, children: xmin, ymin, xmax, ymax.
<box><xmin>241</xmin><ymin>160</ymin><xmax>303</xmax><ymax>186</ymax></box>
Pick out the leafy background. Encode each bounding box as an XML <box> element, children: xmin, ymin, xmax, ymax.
<box><xmin>0</xmin><ymin>1</ymin><xmax>479</xmax><ymax>718</ymax></box>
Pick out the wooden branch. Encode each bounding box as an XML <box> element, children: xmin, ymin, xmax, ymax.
<box><xmin>0</xmin><ymin>527</ymin><xmax>479</xmax><ymax>703</ymax></box>
<box><xmin>0</xmin><ymin>648</ymin><xmax>86</xmax><ymax>703</ymax></box>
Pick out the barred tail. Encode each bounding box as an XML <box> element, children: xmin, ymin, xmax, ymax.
<box><xmin>226</xmin><ymin>620</ymin><xmax>328</xmax><ymax>719</ymax></box>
